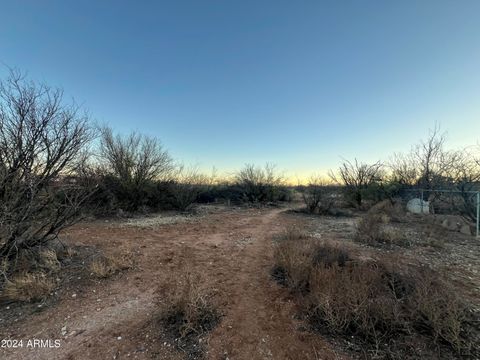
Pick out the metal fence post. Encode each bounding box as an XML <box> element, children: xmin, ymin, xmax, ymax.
<box><xmin>477</xmin><ymin>191</ymin><xmax>479</xmax><ymax>238</ymax></box>
<box><xmin>420</xmin><ymin>189</ymin><xmax>424</xmax><ymax>214</ymax></box>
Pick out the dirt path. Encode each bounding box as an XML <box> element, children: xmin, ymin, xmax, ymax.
<box><xmin>1</xmin><ymin>206</ymin><xmax>341</xmax><ymax>360</ymax></box>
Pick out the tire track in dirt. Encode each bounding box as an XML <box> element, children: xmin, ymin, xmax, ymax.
<box><xmin>204</xmin><ymin>208</ymin><xmax>337</xmax><ymax>360</ymax></box>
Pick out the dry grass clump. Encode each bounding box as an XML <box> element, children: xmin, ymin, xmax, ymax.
<box><xmin>368</xmin><ymin>199</ymin><xmax>406</xmax><ymax>223</ymax></box>
<box><xmin>160</xmin><ymin>270</ymin><xmax>219</xmax><ymax>339</ymax></box>
<box><xmin>411</xmin><ymin>271</ymin><xmax>473</xmax><ymax>353</ymax></box>
<box><xmin>57</xmin><ymin>246</ymin><xmax>78</xmax><ymax>260</ymax></box>
<box><xmin>355</xmin><ymin>213</ymin><xmax>411</xmax><ymax>247</ymax></box>
<box><xmin>2</xmin><ymin>272</ymin><xmax>55</xmax><ymax>302</ymax></box>
<box><xmin>38</xmin><ymin>249</ymin><xmax>61</xmax><ymax>271</ymax></box>
<box><xmin>272</xmin><ymin>228</ymin><xmax>477</xmax><ymax>357</ymax></box>
<box><xmin>421</xmin><ymin>223</ymin><xmax>447</xmax><ymax>249</ymax></box>
<box><xmin>0</xmin><ymin>247</ymin><xmax>60</xmax><ymax>303</ymax></box>
<box><xmin>272</xmin><ymin>227</ymin><xmax>349</xmax><ymax>292</ymax></box>
<box><xmin>158</xmin><ymin>263</ymin><xmax>220</xmax><ymax>359</ymax></box>
<box><xmin>89</xmin><ymin>253</ymin><xmax>133</xmax><ymax>278</ymax></box>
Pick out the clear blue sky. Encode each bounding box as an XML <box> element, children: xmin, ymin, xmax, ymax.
<box><xmin>1</xmin><ymin>1</ymin><xmax>479</xmax><ymax>179</ymax></box>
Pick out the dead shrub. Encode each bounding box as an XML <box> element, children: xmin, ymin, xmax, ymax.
<box><xmin>272</xmin><ymin>236</ymin><xmax>315</xmax><ymax>291</ymax></box>
<box><xmin>368</xmin><ymin>199</ymin><xmax>406</xmax><ymax>223</ymax></box>
<box><xmin>410</xmin><ymin>270</ymin><xmax>474</xmax><ymax>353</ymax></box>
<box><xmin>158</xmin><ymin>264</ymin><xmax>220</xmax><ymax>359</ymax></box>
<box><xmin>272</xmin><ymin>230</ymin><xmax>478</xmax><ymax>357</ymax></box>
<box><xmin>301</xmin><ymin>176</ymin><xmax>334</xmax><ymax>214</ymax></box>
<box><xmin>355</xmin><ymin>214</ymin><xmax>410</xmax><ymax>247</ymax></box>
<box><xmin>160</xmin><ymin>269</ymin><xmax>219</xmax><ymax>339</ymax></box>
<box><xmin>307</xmin><ymin>262</ymin><xmax>408</xmax><ymax>340</ymax></box>
<box><xmin>421</xmin><ymin>223</ymin><xmax>447</xmax><ymax>249</ymax></box>
<box><xmin>355</xmin><ymin>213</ymin><xmax>386</xmax><ymax>244</ymax></box>
<box><xmin>272</xmin><ymin>227</ymin><xmax>349</xmax><ymax>292</ymax></box>
<box><xmin>38</xmin><ymin>249</ymin><xmax>61</xmax><ymax>272</ymax></box>
<box><xmin>57</xmin><ymin>246</ymin><xmax>78</xmax><ymax>260</ymax></box>
<box><xmin>382</xmin><ymin>227</ymin><xmax>412</xmax><ymax>247</ymax></box>
<box><xmin>89</xmin><ymin>253</ymin><xmax>132</xmax><ymax>278</ymax></box>
<box><xmin>282</xmin><ymin>225</ymin><xmax>309</xmax><ymax>241</ymax></box>
<box><xmin>2</xmin><ymin>272</ymin><xmax>55</xmax><ymax>302</ymax></box>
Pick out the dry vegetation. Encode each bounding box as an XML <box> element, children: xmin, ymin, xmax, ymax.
<box><xmin>89</xmin><ymin>253</ymin><xmax>133</xmax><ymax>278</ymax></box>
<box><xmin>272</xmin><ymin>227</ymin><xmax>479</xmax><ymax>358</ymax></box>
<box><xmin>354</xmin><ymin>213</ymin><xmax>411</xmax><ymax>247</ymax></box>
<box><xmin>157</xmin><ymin>257</ymin><xmax>220</xmax><ymax>359</ymax></box>
<box><xmin>2</xmin><ymin>272</ymin><xmax>55</xmax><ymax>302</ymax></box>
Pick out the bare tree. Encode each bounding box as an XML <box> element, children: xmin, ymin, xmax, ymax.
<box><xmin>235</xmin><ymin>163</ymin><xmax>284</xmax><ymax>203</ymax></box>
<box><xmin>99</xmin><ymin>127</ymin><xmax>174</xmax><ymax>210</ymax></box>
<box><xmin>100</xmin><ymin>127</ymin><xmax>174</xmax><ymax>185</ymax></box>
<box><xmin>329</xmin><ymin>159</ymin><xmax>383</xmax><ymax>207</ymax></box>
<box><xmin>441</xmin><ymin>148</ymin><xmax>480</xmax><ymax>221</ymax></box>
<box><xmin>411</xmin><ymin>125</ymin><xmax>449</xmax><ymax>190</ymax></box>
<box><xmin>388</xmin><ymin>125</ymin><xmax>449</xmax><ymax>190</ymax></box>
<box><xmin>0</xmin><ymin>70</ymin><xmax>94</xmax><ymax>266</ymax></box>
<box><xmin>388</xmin><ymin>152</ymin><xmax>418</xmax><ymax>186</ymax></box>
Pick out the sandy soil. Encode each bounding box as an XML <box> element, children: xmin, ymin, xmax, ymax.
<box><xmin>0</xmin><ymin>205</ymin><xmax>344</xmax><ymax>360</ymax></box>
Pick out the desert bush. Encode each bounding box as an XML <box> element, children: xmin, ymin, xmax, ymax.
<box><xmin>368</xmin><ymin>198</ymin><xmax>406</xmax><ymax>223</ymax></box>
<box><xmin>2</xmin><ymin>271</ymin><xmax>55</xmax><ymax>302</ymax></box>
<box><xmin>235</xmin><ymin>163</ymin><xmax>286</xmax><ymax>203</ymax></box>
<box><xmin>355</xmin><ymin>213</ymin><xmax>387</xmax><ymax>245</ymax></box>
<box><xmin>0</xmin><ymin>70</ymin><xmax>94</xmax><ymax>268</ymax></box>
<box><xmin>329</xmin><ymin>158</ymin><xmax>384</xmax><ymax>207</ymax></box>
<box><xmin>160</xmin><ymin>271</ymin><xmax>219</xmax><ymax>339</ymax></box>
<box><xmin>272</xmin><ymin>227</ymin><xmax>349</xmax><ymax>292</ymax></box>
<box><xmin>355</xmin><ymin>213</ymin><xmax>410</xmax><ymax>247</ymax></box>
<box><xmin>272</xmin><ymin>230</ymin><xmax>477</xmax><ymax>357</ymax></box>
<box><xmin>195</xmin><ymin>183</ymin><xmax>244</xmax><ymax>204</ymax></box>
<box><xmin>301</xmin><ymin>176</ymin><xmax>334</xmax><ymax>214</ymax></box>
<box><xmin>158</xmin><ymin>261</ymin><xmax>220</xmax><ymax>360</ymax></box>
<box><xmin>37</xmin><ymin>249</ymin><xmax>61</xmax><ymax>272</ymax></box>
<box><xmin>421</xmin><ymin>223</ymin><xmax>447</xmax><ymax>249</ymax></box>
<box><xmin>411</xmin><ymin>270</ymin><xmax>474</xmax><ymax>352</ymax></box>
<box><xmin>307</xmin><ymin>262</ymin><xmax>407</xmax><ymax>340</ymax></box>
<box><xmin>168</xmin><ymin>166</ymin><xmax>211</xmax><ymax>211</ymax></box>
<box><xmin>99</xmin><ymin>127</ymin><xmax>174</xmax><ymax>211</ymax></box>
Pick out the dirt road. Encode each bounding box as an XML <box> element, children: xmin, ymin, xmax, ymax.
<box><xmin>0</xmin><ymin>206</ymin><xmax>341</xmax><ymax>360</ymax></box>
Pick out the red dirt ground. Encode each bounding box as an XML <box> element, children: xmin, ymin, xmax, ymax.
<box><xmin>1</xmin><ymin>206</ymin><xmax>346</xmax><ymax>360</ymax></box>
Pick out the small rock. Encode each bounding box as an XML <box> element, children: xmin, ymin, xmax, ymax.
<box><xmin>117</xmin><ymin>336</ymin><xmax>122</xmax><ymax>340</ymax></box>
<box><xmin>72</xmin><ymin>293</ymin><xmax>77</xmax><ymax>298</ymax></box>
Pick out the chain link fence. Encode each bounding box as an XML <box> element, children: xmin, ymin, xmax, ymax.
<box><xmin>398</xmin><ymin>188</ymin><xmax>479</xmax><ymax>237</ymax></box>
